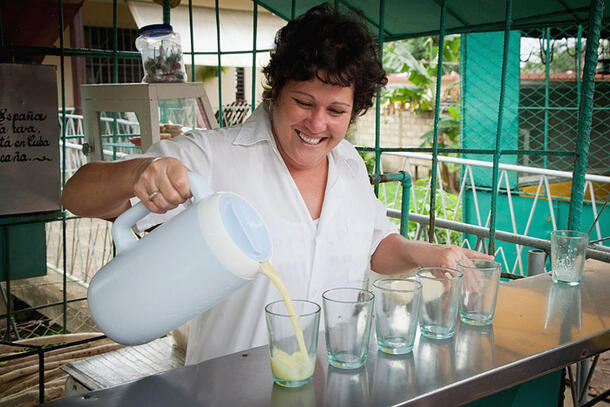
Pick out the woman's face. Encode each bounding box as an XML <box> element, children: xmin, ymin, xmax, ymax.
<box><xmin>271</xmin><ymin>77</ymin><xmax>354</xmax><ymax>172</ymax></box>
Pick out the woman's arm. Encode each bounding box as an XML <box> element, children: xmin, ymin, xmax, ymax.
<box><xmin>370</xmin><ymin>233</ymin><xmax>493</xmax><ymax>275</ymax></box>
<box><xmin>61</xmin><ymin>157</ymin><xmax>191</xmax><ymax>220</ymax></box>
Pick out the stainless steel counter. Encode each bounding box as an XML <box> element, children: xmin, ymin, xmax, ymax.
<box><xmin>46</xmin><ymin>270</ymin><xmax>610</xmax><ymax>406</ymax></box>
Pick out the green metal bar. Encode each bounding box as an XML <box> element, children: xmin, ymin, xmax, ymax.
<box><xmin>291</xmin><ymin>0</ymin><xmax>296</xmax><ymax>20</ymax></box>
<box><xmin>0</xmin><ymin>46</ymin><xmax>140</xmax><ymax>58</ymax></box>
<box><xmin>1</xmin><ymin>46</ymin><xmax>274</xmax><ymax>58</ymax></box>
<box><xmin>576</xmin><ymin>25</ymin><xmax>582</xmax><ymax>110</ymax></box>
<box><xmin>163</xmin><ymin>0</ymin><xmax>171</xmax><ymax>25</ymax></box>
<box><xmin>374</xmin><ymin>0</ymin><xmax>386</xmax><ymax>196</ymax></box>
<box><xmin>190</xmin><ymin>49</ymin><xmax>272</xmax><ymax>56</ymax></box>
<box><xmin>2</xmin><ymin>226</ymin><xmax>18</xmax><ymax>340</ymax></box>
<box><xmin>112</xmin><ymin>1</ymin><xmax>118</xmax><ymax>84</ymax></box>
<box><xmin>355</xmin><ymin>146</ymin><xmax>575</xmax><ymax>156</ymax></box>
<box><xmin>254</xmin><ymin>2</ymin><xmax>290</xmax><ymax>22</ymax></box>
<box><xmin>0</xmin><ymin>282</ymin><xmax>19</xmax><ymax>339</ymax></box>
<box><xmin>112</xmin><ymin>0</ymin><xmax>119</xmax><ymax>160</ymax></box>
<box><xmin>251</xmin><ymin>2</ymin><xmax>258</xmax><ymax>112</ymax></box>
<box><xmin>0</xmin><ymin>211</ymin><xmax>64</xmax><ymax>226</ymax></box>
<box><xmin>189</xmin><ymin>0</ymin><xmax>195</xmax><ymax>81</ymax></box>
<box><xmin>488</xmin><ymin>0</ymin><xmax>513</xmax><ymax>255</ymax></box>
<box><xmin>369</xmin><ymin>172</ymin><xmax>412</xmax><ymax>237</ymax></box>
<box><xmin>0</xmin><ymin>297</ymin><xmax>88</xmax><ymax>320</ymax></box>
<box><xmin>215</xmin><ymin>0</ymin><xmax>223</xmax><ymax>127</ymax></box>
<box><xmin>543</xmin><ymin>28</ymin><xmax>550</xmax><ymax>169</ymax></box>
<box><xmin>519</xmin><ymin>106</ymin><xmax>609</xmax><ymax>111</ymax></box>
<box><xmin>568</xmin><ymin>0</ymin><xmax>604</xmax><ymax>230</ymax></box>
<box><xmin>428</xmin><ymin>0</ymin><xmax>446</xmax><ymax>243</ymax></box>
<box><xmin>59</xmin><ymin>0</ymin><xmax>68</xmax><ymax>335</ymax></box>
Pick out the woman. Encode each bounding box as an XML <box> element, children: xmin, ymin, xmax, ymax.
<box><xmin>62</xmin><ymin>4</ymin><xmax>491</xmax><ymax>364</ymax></box>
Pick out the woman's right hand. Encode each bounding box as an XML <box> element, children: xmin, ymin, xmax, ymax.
<box><xmin>132</xmin><ymin>157</ymin><xmax>193</xmax><ymax>214</ymax></box>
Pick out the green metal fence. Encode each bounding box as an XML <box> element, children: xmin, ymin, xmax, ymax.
<box><xmin>0</xmin><ymin>0</ymin><xmax>608</xmax><ymax>402</ymax></box>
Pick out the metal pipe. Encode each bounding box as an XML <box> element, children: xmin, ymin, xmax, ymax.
<box><xmin>428</xmin><ymin>0</ymin><xmax>447</xmax><ymax>243</ymax></box>
<box><xmin>215</xmin><ymin>0</ymin><xmax>223</xmax><ymax>127</ymax></box>
<box><xmin>543</xmin><ymin>28</ymin><xmax>550</xmax><ymax>169</ymax></box>
<box><xmin>568</xmin><ymin>0</ymin><xmax>604</xmax><ymax>231</ymax></box>
<box><xmin>163</xmin><ymin>0</ymin><xmax>170</xmax><ymax>25</ymax></box>
<box><xmin>388</xmin><ymin>210</ymin><xmax>610</xmax><ymax>263</ymax></box>
<box><xmin>384</xmin><ymin>151</ymin><xmax>610</xmax><ymax>183</ymax></box>
<box><xmin>369</xmin><ymin>171</ymin><xmax>412</xmax><ymax>237</ymax></box>
<box><xmin>489</xmin><ymin>0</ymin><xmax>513</xmax><ymax>255</ymax></box>
<box><xmin>359</xmin><ymin>146</ymin><xmax>576</xmax><ymax>157</ymax></box>
<box><xmin>527</xmin><ymin>249</ymin><xmax>548</xmax><ymax>276</ymax></box>
<box><xmin>373</xmin><ymin>0</ymin><xmax>386</xmax><ymax>196</ymax></box>
<box><xmin>251</xmin><ymin>2</ymin><xmax>258</xmax><ymax>113</ymax></box>
<box><xmin>189</xmin><ymin>0</ymin><xmax>195</xmax><ymax>80</ymax></box>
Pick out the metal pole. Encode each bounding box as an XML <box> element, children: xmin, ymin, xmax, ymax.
<box><xmin>189</xmin><ymin>0</ymin><xmax>195</xmax><ymax>81</ymax></box>
<box><xmin>251</xmin><ymin>1</ymin><xmax>258</xmax><ymax>112</ymax></box>
<box><xmin>568</xmin><ymin>0</ymin><xmax>604</xmax><ymax>231</ymax></box>
<box><xmin>488</xmin><ymin>0</ymin><xmax>512</xmax><ymax>255</ymax></box>
<box><xmin>428</xmin><ymin>0</ymin><xmax>446</xmax><ymax>243</ymax></box>
<box><xmin>369</xmin><ymin>172</ymin><xmax>412</xmax><ymax>237</ymax></box>
<box><xmin>58</xmin><ymin>0</ymin><xmax>69</xmax><ymax>334</ymax></box>
<box><xmin>374</xmin><ymin>0</ymin><xmax>386</xmax><ymax>196</ymax></box>
<box><xmin>390</xmin><ymin>210</ymin><xmax>610</xmax><ymax>263</ymax></box>
<box><xmin>163</xmin><ymin>0</ymin><xmax>171</xmax><ymax>25</ymax></box>
<box><xmin>215</xmin><ymin>0</ymin><xmax>223</xmax><ymax>127</ymax></box>
<box><xmin>543</xmin><ymin>28</ymin><xmax>550</xmax><ymax>169</ymax></box>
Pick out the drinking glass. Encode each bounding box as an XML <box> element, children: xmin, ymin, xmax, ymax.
<box><xmin>551</xmin><ymin>230</ymin><xmax>587</xmax><ymax>286</ymax></box>
<box><xmin>265</xmin><ymin>299</ymin><xmax>320</xmax><ymax>387</ymax></box>
<box><xmin>416</xmin><ymin>267</ymin><xmax>462</xmax><ymax>339</ymax></box>
<box><xmin>322</xmin><ymin>288</ymin><xmax>374</xmax><ymax>369</ymax></box>
<box><xmin>457</xmin><ymin>259</ymin><xmax>501</xmax><ymax>326</ymax></box>
<box><xmin>372</xmin><ymin>277</ymin><xmax>422</xmax><ymax>354</ymax></box>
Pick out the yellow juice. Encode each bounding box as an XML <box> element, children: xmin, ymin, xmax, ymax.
<box><xmin>260</xmin><ymin>261</ymin><xmax>315</xmax><ymax>382</ymax></box>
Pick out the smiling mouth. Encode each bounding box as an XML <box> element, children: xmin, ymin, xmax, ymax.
<box><xmin>296</xmin><ymin>129</ymin><xmax>325</xmax><ymax>145</ymax></box>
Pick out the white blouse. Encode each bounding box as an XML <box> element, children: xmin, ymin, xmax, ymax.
<box><xmin>133</xmin><ymin>105</ymin><xmax>397</xmax><ymax>364</ymax></box>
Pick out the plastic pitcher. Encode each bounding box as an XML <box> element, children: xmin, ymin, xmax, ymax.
<box><xmin>87</xmin><ymin>172</ymin><xmax>272</xmax><ymax>345</ymax></box>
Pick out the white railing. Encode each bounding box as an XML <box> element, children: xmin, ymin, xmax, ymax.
<box><xmin>380</xmin><ymin>152</ymin><xmax>610</xmax><ymax>276</ymax></box>
<box><xmin>49</xmin><ymin>111</ymin><xmax>137</xmax><ymax>286</ymax></box>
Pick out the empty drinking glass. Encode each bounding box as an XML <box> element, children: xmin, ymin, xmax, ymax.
<box><xmin>322</xmin><ymin>288</ymin><xmax>374</xmax><ymax>369</ymax></box>
<box><xmin>457</xmin><ymin>259</ymin><xmax>501</xmax><ymax>326</ymax></box>
<box><xmin>372</xmin><ymin>277</ymin><xmax>422</xmax><ymax>354</ymax></box>
<box><xmin>416</xmin><ymin>267</ymin><xmax>462</xmax><ymax>339</ymax></box>
<box><xmin>551</xmin><ymin>230</ymin><xmax>587</xmax><ymax>286</ymax></box>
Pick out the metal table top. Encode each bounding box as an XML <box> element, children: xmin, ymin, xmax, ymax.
<box><xmin>46</xmin><ymin>270</ymin><xmax>610</xmax><ymax>406</ymax></box>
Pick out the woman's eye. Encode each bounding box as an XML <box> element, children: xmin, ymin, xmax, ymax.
<box><xmin>294</xmin><ymin>98</ymin><xmax>312</xmax><ymax>107</ymax></box>
<box><xmin>328</xmin><ymin>108</ymin><xmax>346</xmax><ymax>115</ymax></box>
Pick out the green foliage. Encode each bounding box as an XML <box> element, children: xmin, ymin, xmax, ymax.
<box><xmin>378</xmin><ymin>178</ymin><xmax>462</xmax><ymax>246</ymax></box>
<box><xmin>382</xmin><ymin>36</ymin><xmax>461</xmax><ymax>112</ymax></box>
<box><xmin>197</xmin><ymin>65</ymin><xmax>227</xmax><ymax>82</ymax></box>
<box><xmin>420</xmin><ymin>105</ymin><xmax>460</xmax><ymax>149</ymax></box>
<box><xmin>357</xmin><ymin>149</ymin><xmax>376</xmax><ymax>174</ymax></box>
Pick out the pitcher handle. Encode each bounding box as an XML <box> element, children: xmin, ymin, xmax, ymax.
<box><xmin>112</xmin><ymin>172</ymin><xmax>213</xmax><ymax>253</ymax></box>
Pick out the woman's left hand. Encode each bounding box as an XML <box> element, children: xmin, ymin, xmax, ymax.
<box><xmin>417</xmin><ymin>244</ymin><xmax>494</xmax><ymax>269</ymax></box>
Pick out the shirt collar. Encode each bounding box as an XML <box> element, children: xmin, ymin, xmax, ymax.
<box><xmin>233</xmin><ymin>104</ymin><xmax>274</xmax><ymax>146</ymax></box>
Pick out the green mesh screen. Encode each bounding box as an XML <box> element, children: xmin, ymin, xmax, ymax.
<box><xmin>519</xmin><ymin>25</ymin><xmax>610</xmax><ymax>177</ymax></box>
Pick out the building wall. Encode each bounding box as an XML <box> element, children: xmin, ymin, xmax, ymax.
<box><xmin>353</xmin><ymin>107</ymin><xmax>434</xmax><ymax>173</ymax></box>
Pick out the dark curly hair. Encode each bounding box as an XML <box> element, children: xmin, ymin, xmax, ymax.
<box><xmin>262</xmin><ymin>4</ymin><xmax>387</xmax><ymax>123</ymax></box>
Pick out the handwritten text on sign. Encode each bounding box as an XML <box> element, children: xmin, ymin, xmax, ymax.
<box><xmin>0</xmin><ymin>64</ymin><xmax>60</xmax><ymax>215</ymax></box>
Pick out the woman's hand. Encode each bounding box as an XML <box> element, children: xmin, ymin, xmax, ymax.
<box><xmin>417</xmin><ymin>244</ymin><xmax>494</xmax><ymax>269</ymax></box>
<box><xmin>132</xmin><ymin>157</ymin><xmax>192</xmax><ymax>214</ymax></box>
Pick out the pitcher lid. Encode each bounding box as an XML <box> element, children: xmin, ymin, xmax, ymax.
<box><xmin>218</xmin><ymin>194</ymin><xmax>271</xmax><ymax>262</ymax></box>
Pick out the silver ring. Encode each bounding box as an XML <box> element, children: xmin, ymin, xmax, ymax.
<box><xmin>148</xmin><ymin>191</ymin><xmax>160</xmax><ymax>201</ymax></box>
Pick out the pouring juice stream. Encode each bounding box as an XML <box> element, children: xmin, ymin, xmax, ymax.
<box><xmin>260</xmin><ymin>261</ymin><xmax>314</xmax><ymax>381</ymax></box>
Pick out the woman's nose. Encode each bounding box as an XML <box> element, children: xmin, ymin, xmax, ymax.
<box><xmin>306</xmin><ymin>108</ymin><xmax>327</xmax><ymax>133</ymax></box>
